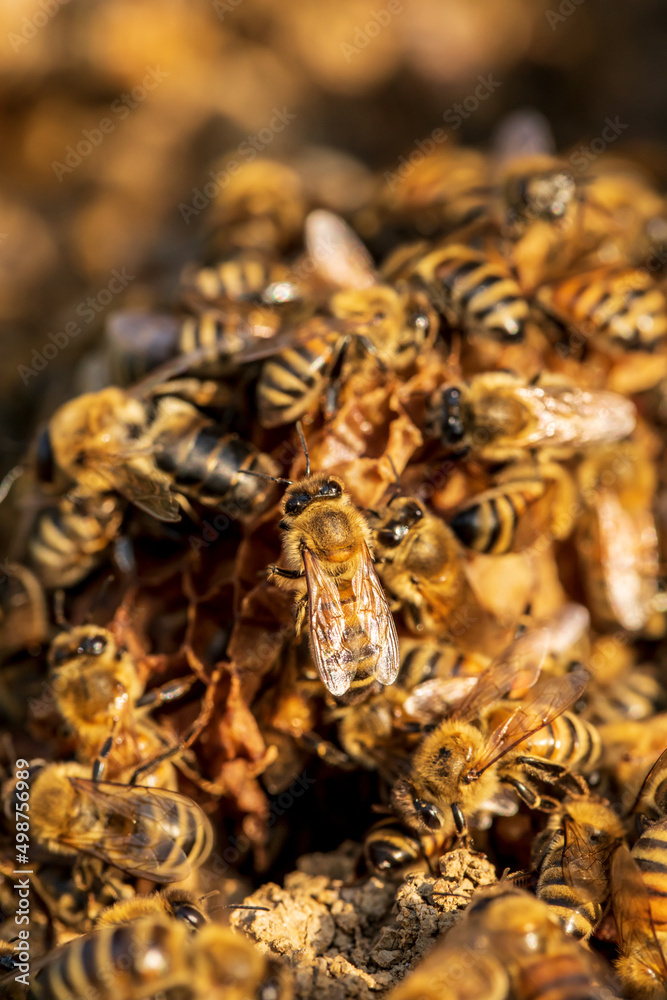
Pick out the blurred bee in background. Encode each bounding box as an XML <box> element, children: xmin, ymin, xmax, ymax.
<box><xmin>536</xmin><ymin>266</ymin><xmax>667</xmax><ymax>357</ymax></box>
<box><xmin>575</xmin><ymin>440</ymin><xmax>662</xmax><ymax>633</ymax></box>
<box><xmin>427</xmin><ymin>371</ymin><xmax>636</xmax><ymax>461</ymax></box>
<box><xmin>532</xmin><ymin>793</ymin><xmax>625</xmax><ymax>941</ymax></box>
<box><xmin>391</xmin><ymin>637</ymin><xmax>591</xmax><ymax>837</ymax></box>
<box><xmin>0</xmin><ymin>561</ymin><xmax>48</xmax><ymax>658</ymax></box>
<box><xmin>3</xmin><ymin>760</ymin><xmax>213</xmax><ymax>883</ymax></box>
<box><xmin>581</xmin><ymin>635</ymin><xmax>664</xmax><ymax>725</ymax></box>
<box><xmin>268</xmin><ymin>438</ymin><xmax>399</xmax><ymax>703</ymax></box>
<box><xmin>28</xmin><ymin>492</ymin><xmax>126</xmax><ymax>590</ymax></box>
<box><xmin>23</xmin><ymin>916</ymin><xmax>292</xmax><ymax>1000</ymax></box>
<box><xmin>257</xmin><ymin>210</ymin><xmax>439</xmax><ymax>428</ymax></box>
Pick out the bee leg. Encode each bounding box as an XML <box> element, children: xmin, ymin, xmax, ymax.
<box><xmin>502</xmin><ymin>774</ymin><xmax>540</xmax><ymax>809</ymax></box>
<box><xmin>294</xmin><ymin>595</ymin><xmax>308</xmax><ymax>637</ymax></box>
<box><xmin>135</xmin><ymin>675</ymin><xmax>197</xmax><ymax>710</ymax></box>
<box><xmin>92</xmin><ymin>711</ymin><xmax>126</xmax><ymax>782</ymax></box>
<box><xmin>323</xmin><ymin>336</ymin><xmax>351</xmax><ymax>419</ymax></box>
<box><xmin>269</xmin><ymin>566</ymin><xmax>305</xmax><ymax>579</ymax></box>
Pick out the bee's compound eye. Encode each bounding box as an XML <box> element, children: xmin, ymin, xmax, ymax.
<box><xmin>80</xmin><ymin>634</ymin><xmax>107</xmax><ymax>657</ymax></box>
<box><xmin>403</xmin><ymin>501</ymin><xmax>423</xmax><ymax>523</ymax></box>
<box><xmin>174</xmin><ymin>904</ymin><xmax>207</xmax><ymax>930</ymax></box>
<box><xmin>319</xmin><ymin>480</ymin><xmax>342</xmax><ymax>497</ymax></box>
<box><xmin>284</xmin><ymin>493</ymin><xmax>310</xmax><ymax>515</ymax></box>
<box><xmin>413</xmin><ymin>797</ymin><xmax>444</xmax><ymax>831</ymax></box>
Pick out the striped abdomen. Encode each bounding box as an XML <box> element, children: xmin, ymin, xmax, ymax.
<box><xmin>189</xmin><ymin>255</ymin><xmax>288</xmax><ymax>304</ymax></box>
<box><xmin>178</xmin><ymin>310</ymin><xmax>280</xmax><ymax>370</ymax></box>
<box><xmin>521</xmin><ymin>712</ymin><xmax>602</xmax><ymax>773</ymax></box>
<box><xmin>514</xmin><ymin>950</ymin><xmax>603</xmax><ymax>1000</ymax></box>
<box><xmin>32</xmin><ymin>918</ymin><xmax>186</xmax><ymax>1000</ymax></box>
<box><xmin>151</xmin><ymin>401</ymin><xmax>279</xmax><ymax>519</ymax></box>
<box><xmin>632</xmin><ymin>818</ymin><xmax>667</xmax><ymax>934</ymax></box>
<box><xmin>415</xmin><ymin>244</ymin><xmax>528</xmax><ymax>341</ymax></box>
<box><xmin>449</xmin><ymin>478</ymin><xmax>548</xmax><ymax>554</ymax></box>
<box><xmin>29</xmin><ymin>494</ymin><xmax>124</xmax><ymax>589</ymax></box>
<box><xmin>539</xmin><ymin>267</ymin><xmax>667</xmax><ymax>351</ymax></box>
<box><xmin>258</xmin><ymin>331</ymin><xmax>338</xmax><ymax>428</ymax></box>
<box><xmin>537</xmin><ymin>832</ymin><xmax>601</xmax><ymax>940</ymax></box>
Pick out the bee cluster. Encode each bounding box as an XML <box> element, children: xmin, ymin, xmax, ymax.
<box><xmin>3</xmin><ymin>134</ymin><xmax>667</xmax><ymax>1000</ymax></box>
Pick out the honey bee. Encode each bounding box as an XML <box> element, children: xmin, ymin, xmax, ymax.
<box><xmin>35</xmin><ymin>384</ymin><xmax>279</xmax><ymax>524</ymax></box>
<box><xmin>4</xmin><ymin>760</ymin><xmax>213</xmax><ymax>883</ymax></box>
<box><xmin>356</xmin><ymin>146</ymin><xmax>491</xmax><ymax>253</ymax></box>
<box><xmin>386</xmin><ymin>883</ymin><xmax>615</xmax><ymax>1000</ymax></box>
<box><xmin>181</xmin><ymin>250</ymin><xmax>301</xmax><ymax>310</ymax></box>
<box><xmin>95</xmin><ymin>886</ymin><xmax>209</xmax><ymax>930</ymax></box>
<box><xmin>363</xmin><ymin>815</ymin><xmax>449</xmax><ymax>876</ymax></box>
<box><xmin>106</xmin><ymin>307</ymin><xmax>286</xmax><ymax>385</ymax></box>
<box><xmin>533</xmin><ymin>793</ymin><xmax>625</xmax><ymax>940</ymax></box>
<box><xmin>206</xmin><ymin>157</ymin><xmax>306</xmax><ymax>256</ymax></box>
<box><xmin>428</xmin><ymin>371</ymin><xmax>636</xmax><ymax>462</ymax></box>
<box><xmin>537</xmin><ymin>266</ymin><xmax>667</xmax><ymax>356</ymax></box>
<box><xmin>256</xmin><ymin>211</ymin><xmax>438</xmax><ymax>428</ymax></box>
<box><xmin>447</xmin><ymin>463</ymin><xmax>576</xmax><ymax>555</ymax></box>
<box><xmin>46</xmin><ymin>623</ymin><xmax>201</xmax><ymax>788</ymax></box>
<box><xmin>390</xmin><ymin>641</ymin><xmax>591</xmax><ymax>837</ymax></box>
<box><xmin>25</xmin><ymin>917</ymin><xmax>292</xmax><ymax>1000</ymax></box>
<box><xmin>575</xmin><ymin>441</ymin><xmax>660</xmax><ymax>632</ymax></box>
<box><xmin>267</xmin><ymin>438</ymin><xmax>399</xmax><ymax>703</ymax></box>
<box><xmin>28</xmin><ymin>492</ymin><xmax>125</xmax><ymax>589</ymax></box>
<box><xmin>401</xmin><ymin>240</ymin><xmax>530</xmax><ymax>343</ymax></box>
<box><xmin>499</xmin><ymin>155</ymin><xmax>579</xmax><ymax>237</ymax></box>
<box><xmin>612</xmin><ymin>823</ymin><xmax>667</xmax><ymax>999</ymax></box>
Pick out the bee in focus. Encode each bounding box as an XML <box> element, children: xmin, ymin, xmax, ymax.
<box><xmin>257</xmin><ymin>211</ymin><xmax>438</xmax><ymax>428</ymax></box>
<box><xmin>532</xmin><ymin>792</ymin><xmax>625</xmax><ymax>941</ymax></box>
<box><xmin>94</xmin><ymin>886</ymin><xmax>210</xmax><ymax>930</ymax></box>
<box><xmin>536</xmin><ymin>266</ymin><xmax>667</xmax><ymax>356</ymax></box>
<box><xmin>24</xmin><ymin>917</ymin><xmax>292</xmax><ymax>1000</ymax></box>
<box><xmin>34</xmin><ymin>381</ymin><xmax>279</xmax><ymax>525</ymax></box>
<box><xmin>386</xmin><ymin>882</ymin><xmax>615</xmax><ymax>1000</ymax></box>
<box><xmin>427</xmin><ymin>370</ymin><xmax>636</xmax><ymax>461</ymax></box>
<box><xmin>390</xmin><ymin>634</ymin><xmax>592</xmax><ymax>837</ymax></box>
<box><xmin>267</xmin><ymin>430</ymin><xmax>399</xmax><ymax>703</ymax></box>
<box><xmin>363</xmin><ymin>815</ymin><xmax>449</xmax><ymax>876</ymax></box>
<box><xmin>28</xmin><ymin>492</ymin><xmax>126</xmax><ymax>590</ymax></box>
<box><xmin>3</xmin><ymin>760</ymin><xmax>213</xmax><ymax>883</ymax></box>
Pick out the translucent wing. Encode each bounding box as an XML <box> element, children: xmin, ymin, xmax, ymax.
<box><xmin>403</xmin><ymin>676</ymin><xmax>479</xmax><ymax>723</ymax></box>
<box><xmin>612</xmin><ymin>845</ymin><xmax>667</xmax><ymax>983</ymax></box>
<box><xmin>627</xmin><ymin>747</ymin><xmax>667</xmax><ymax>817</ymax></box>
<box><xmin>304</xmin><ymin>543</ymin><xmax>398</xmax><ymax>697</ymax></box>
<box><xmin>304</xmin><ymin>209</ymin><xmax>377</xmax><ymax>290</ymax></box>
<box><xmin>453</xmin><ymin>627</ymin><xmax>551</xmax><ymax>723</ymax></box>
<box><xmin>469</xmin><ymin>666</ymin><xmax>589</xmax><ymax>777</ymax></box>
<box><xmin>562</xmin><ymin>814</ymin><xmax>617</xmax><ymax>905</ymax></box>
<box><xmin>64</xmin><ymin>778</ymin><xmax>213</xmax><ymax>883</ymax></box>
<box><xmin>538</xmin><ymin>602</ymin><xmax>590</xmax><ymax>658</ymax></box>
<box><xmin>106</xmin><ymin>461</ymin><xmax>182</xmax><ymax>523</ymax></box>
<box><xmin>350</xmin><ymin>544</ymin><xmax>400</xmax><ymax>686</ymax></box>
<box><xmin>517</xmin><ymin>384</ymin><xmax>636</xmax><ymax>449</ymax></box>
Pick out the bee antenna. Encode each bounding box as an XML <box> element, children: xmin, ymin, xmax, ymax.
<box><xmin>199</xmin><ymin>890</ymin><xmax>221</xmax><ymax>903</ymax></box>
<box><xmin>209</xmin><ymin>903</ymin><xmax>271</xmax><ymax>912</ymax></box>
<box><xmin>387</xmin><ymin>455</ymin><xmax>401</xmax><ymax>485</ymax></box>
<box><xmin>239</xmin><ymin>469</ymin><xmax>294</xmax><ymax>486</ymax></box>
<box><xmin>0</xmin><ymin>465</ymin><xmax>24</xmax><ymax>505</ymax></box>
<box><xmin>53</xmin><ymin>589</ymin><xmax>70</xmax><ymax>628</ymax></box>
<box><xmin>296</xmin><ymin>421</ymin><xmax>311</xmax><ymax>476</ymax></box>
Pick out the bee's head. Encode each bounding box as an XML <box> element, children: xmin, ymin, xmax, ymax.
<box><xmin>162</xmin><ymin>889</ymin><xmax>209</xmax><ymax>931</ymax></box>
<box><xmin>374</xmin><ymin>497</ymin><xmax>425</xmax><ymax>549</ymax></box>
<box><xmin>391</xmin><ymin>777</ymin><xmax>446</xmax><ymax>833</ymax></box>
<box><xmin>280</xmin><ymin>474</ymin><xmax>344</xmax><ymax>522</ymax></box>
<box><xmin>48</xmin><ymin>626</ymin><xmax>117</xmax><ymax>670</ymax></box>
<box><xmin>438</xmin><ymin>386</ymin><xmax>466</xmax><ymax>447</ymax></box>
